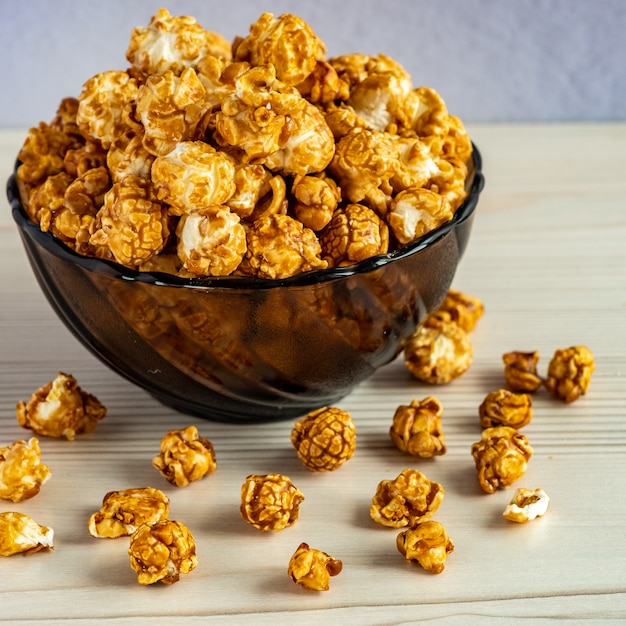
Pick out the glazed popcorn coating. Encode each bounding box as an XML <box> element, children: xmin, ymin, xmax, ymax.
<box><xmin>106</xmin><ymin>134</ymin><xmax>155</xmax><ymax>184</ymax></box>
<box><xmin>239</xmin><ymin>213</ymin><xmax>327</xmax><ymax>279</ymax></box>
<box><xmin>370</xmin><ymin>469</ymin><xmax>444</xmax><ymax>528</ymax></box>
<box><xmin>404</xmin><ymin>318</ymin><xmax>473</xmax><ymax>384</ymax></box>
<box><xmin>396</xmin><ymin>520</ymin><xmax>454</xmax><ymax>574</ymax></box>
<box><xmin>544</xmin><ymin>345</ymin><xmax>595</xmax><ymax>403</ymax></box>
<box><xmin>128</xmin><ymin>519</ymin><xmax>198</xmax><ymax>585</ymax></box>
<box><xmin>226</xmin><ymin>163</ymin><xmax>273</xmax><ymax>218</ymax></box>
<box><xmin>434</xmin><ymin>288</ymin><xmax>485</xmax><ymax>333</ymax></box>
<box><xmin>152</xmin><ymin>140</ymin><xmax>236</xmax><ymax>215</ymax></box>
<box><xmin>152</xmin><ymin>425</ymin><xmax>217</xmax><ymax>487</ymax></box>
<box><xmin>292</xmin><ymin>173</ymin><xmax>340</xmax><ymax>231</ymax></box>
<box><xmin>88</xmin><ymin>487</ymin><xmax>170</xmax><ymax>539</ymax></box>
<box><xmin>319</xmin><ymin>203</ymin><xmax>389</xmax><ymax>267</ymax></box>
<box><xmin>0</xmin><ymin>438</ymin><xmax>51</xmax><ymax>503</ymax></box>
<box><xmin>502</xmin><ymin>350</ymin><xmax>543</xmax><ymax>393</ymax></box>
<box><xmin>176</xmin><ymin>207</ymin><xmax>247</xmax><ymax>276</ymax></box>
<box><xmin>503</xmin><ymin>487</ymin><xmax>550</xmax><ymax>523</ymax></box>
<box><xmin>471</xmin><ymin>426</ymin><xmax>533</xmax><ymax>494</ymax></box>
<box><xmin>0</xmin><ymin>512</ymin><xmax>54</xmax><ymax>557</ymax></box>
<box><xmin>126</xmin><ymin>7</ymin><xmax>232</xmax><ymax>77</ymax></box>
<box><xmin>291</xmin><ymin>406</ymin><xmax>357</xmax><ymax>472</ymax></box>
<box><xmin>90</xmin><ymin>175</ymin><xmax>170</xmax><ymax>267</ymax></box>
<box><xmin>240</xmin><ymin>473</ymin><xmax>304</xmax><ymax>531</ymax></box>
<box><xmin>479</xmin><ymin>389</ymin><xmax>533</xmax><ymax>429</ymax></box>
<box><xmin>389</xmin><ymin>397</ymin><xmax>446</xmax><ymax>458</ymax></box>
<box><xmin>288</xmin><ymin>542</ymin><xmax>343</xmax><ymax>591</ymax></box>
<box><xmin>16</xmin><ymin>372</ymin><xmax>106</xmax><ymax>441</ymax></box>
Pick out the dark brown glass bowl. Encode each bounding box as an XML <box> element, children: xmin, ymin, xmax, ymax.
<box><xmin>7</xmin><ymin>147</ymin><xmax>484</xmax><ymax>423</ymax></box>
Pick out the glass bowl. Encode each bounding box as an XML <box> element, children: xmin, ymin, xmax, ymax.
<box><xmin>7</xmin><ymin>147</ymin><xmax>484</xmax><ymax>423</ymax></box>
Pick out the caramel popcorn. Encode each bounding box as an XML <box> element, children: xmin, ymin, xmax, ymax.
<box><xmin>16</xmin><ymin>372</ymin><xmax>106</xmax><ymax>441</ymax></box>
<box><xmin>471</xmin><ymin>426</ymin><xmax>533</xmax><ymax>494</ymax></box>
<box><xmin>435</xmin><ymin>289</ymin><xmax>485</xmax><ymax>333</ymax></box>
<box><xmin>502</xmin><ymin>350</ymin><xmax>543</xmax><ymax>392</ymax></box>
<box><xmin>503</xmin><ymin>487</ymin><xmax>550</xmax><ymax>523</ymax></box>
<box><xmin>389</xmin><ymin>397</ymin><xmax>446</xmax><ymax>459</ymax></box>
<box><xmin>292</xmin><ymin>173</ymin><xmax>340</xmax><ymax>231</ymax></box>
<box><xmin>287</xmin><ymin>542</ymin><xmax>343</xmax><ymax>591</ymax></box>
<box><xmin>370</xmin><ymin>469</ymin><xmax>444</xmax><ymax>528</ymax></box>
<box><xmin>479</xmin><ymin>389</ymin><xmax>533</xmax><ymax>429</ymax></box>
<box><xmin>128</xmin><ymin>519</ymin><xmax>198</xmax><ymax>585</ymax></box>
<box><xmin>88</xmin><ymin>487</ymin><xmax>170</xmax><ymax>538</ymax></box>
<box><xmin>0</xmin><ymin>438</ymin><xmax>51</xmax><ymax>502</ymax></box>
<box><xmin>240</xmin><ymin>473</ymin><xmax>304</xmax><ymax>531</ymax></box>
<box><xmin>152</xmin><ymin>425</ymin><xmax>217</xmax><ymax>487</ymax></box>
<box><xmin>291</xmin><ymin>406</ymin><xmax>356</xmax><ymax>472</ymax></box>
<box><xmin>404</xmin><ymin>317</ymin><xmax>473</xmax><ymax>384</ymax></box>
<box><xmin>0</xmin><ymin>512</ymin><xmax>54</xmax><ymax>557</ymax></box>
<box><xmin>396</xmin><ymin>520</ymin><xmax>454</xmax><ymax>574</ymax></box>
<box><xmin>544</xmin><ymin>345</ymin><xmax>595</xmax><ymax>403</ymax></box>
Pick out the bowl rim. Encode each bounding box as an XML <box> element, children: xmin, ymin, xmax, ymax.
<box><xmin>8</xmin><ymin>145</ymin><xmax>484</xmax><ymax>291</ymax></box>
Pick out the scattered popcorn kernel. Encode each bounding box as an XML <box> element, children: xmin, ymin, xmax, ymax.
<box><xmin>0</xmin><ymin>438</ymin><xmax>51</xmax><ymax>503</ymax></box>
<box><xmin>389</xmin><ymin>397</ymin><xmax>446</xmax><ymax>459</ymax></box>
<box><xmin>0</xmin><ymin>512</ymin><xmax>54</xmax><ymax>557</ymax></box>
<box><xmin>396</xmin><ymin>520</ymin><xmax>454</xmax><ymax>574</ymax></box>
<box><xmin>435</xmin><ymin>289</ymin><xmax>485</xmax><ymax>333</ymax></box>
<box><xmin>319</xmin><ymin>203</ymin><xmax>389</xmax><ymax>267</ymax></box>
<box><xmin>126</xmin><ymin>7</ymin><xmax>231</xmax><ymax>77</ymax></box>
<box><xmin>240</xmin><ymin>473</ymin><xmax>304</xmax><ymax>531</ymax></box>
<box><xmin>503</xmin><ymin>487</ymin><xmax>550</xmax><ymax>523</ymax></box>
<box><xmin>16</xmin><ymin>372</ymin><xmax>106</xmax><ymax>441</ymax></box>
<box><xmin>471</xmin><ymin>426</ymin><xmax>533</xmax><ymax>494</ymax></box>
<box><xmin>479</xmin><ymin>389</ymin><xmax>533</xmax><ymax>429</ymax></box>
<box><xmin>291</xmin><ymin>406</ymin><xmax>356</xmax><ymax>472</ymax></box>
<box><xmin>239</xmin><ymin>213</ymin><xmax>327</xmax><ymax>279</ymax></box>
<box><xmin>544</xmin><ymin>345</ymin><xmax>595</xmax><ymax>403</ymax></box>
<box><xmin>288</xmin><ymin>542</ymin><xmax>343</xmax><ymax>591</ymax></box>
<box><xmin>370</xmin><ymin>468</ymin><xmax>444</xmax><ymax>528</ymax></box>
<box><xmin>152</xmin><ymin>425</ymin><xmax>217</xmax><ymax>487</ymax></box>
<box><xmin>128</xmin><ymin>519</ymin><xmax>197</xmax><ymax>585</ymax></box>
<box><xmin>88</xmin><ymin>487</ymin><xmax>170</xmax><ymax>538</ymax></box>
<box><xmin>404</xmin><ymin>318</ymin><xmax>473</xmax><ymax>384</ymax></box>
<box><xmin>502</xmin><ymin>350</ymin><xmax>543</xmax><ymax>393</ymax></box>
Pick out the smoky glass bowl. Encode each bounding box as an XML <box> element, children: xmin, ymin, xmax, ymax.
<box><xmin>7</xmin><ymin>147</ymin><xmax>483</xmax><ymax>423</ymax></box>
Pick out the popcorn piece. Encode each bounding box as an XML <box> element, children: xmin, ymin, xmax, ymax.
<box><xmin>288</xmin><ymin>542</ymin><xmax>343</xmax><ymax>591</ymax></box>
<box><xmin>176</xmin><ymin>207</ymin><xmax>247</xmax><ymax>276</ymax></box>
<box><xmin>387</xmin><ymin>187</ymin><xmax>453</xmax><ymax>245</ymax></box>
<box><xmin>502</xmin><ymin>350</ymin><xmax>543</xmax><ymax>393</ymax></box>
<box><xmin>16</xmin><ymin>372</ymin><xmax>107</xmax><ymax>441</ymax></box>
<box><xmin>137</xmin><ymin>67</ymin><xmax>210</xmax><ymax>157</ymax></box>
<box><xmin>503</xmin><ymin>487</ymin><xmax>550</xmax><ymax>523</ymax></box>
<box><xmin>0</xmin><ymin>438</ymin><xmax>51</xmax><ymax>503</ymax></box>
<box><xmin>391</xmin><ymin>136</ymin><xmax>440</xmax><ymax>192</ymax></box>
<box><xmin>63</xmin><ymin>165</ymin><xmax>111</xmax><ymax>217</ymax></box>
<box><xmin>90</xmin><ymin>175</ymin><xmax>170</xmax><ymax>267</ymax></box>
<box><xmin>88</xmin><ymin>487</ymin><xmax>170</xmax><ymax>538</ymax></box>
<box><xmin>319</xmin><ymin>203</ymin><xmax>389</xmax><ymax>267</ymax></box>
<box><xmin>239</xmin><ymin>214</ymin><xmax>327</xmax><ymax>279</ymax></box>
<box><xmin>226</xmin><ymin>163</ymin><xmax>273</xmax><ymax>219</ymax></box>
<box><xmin>295</xmin><ymin>60</ymin><xmax>349</xmax><ymax>104</ymax></box>
<box><xmin>151</xmin><ymin>141</ymin><xmax>236</xmax><ymax>215</ymax></box>
<box><xmin>396</xmin><ymin>520</ymin><xmax>454</xmax><ymax>574</ymax></box>
<box><xmin>27</xmin><ymin>171</ymin><xmax>73</xmax><ymax>228</ymax></box>
<box><xmin>544</xmin><ymin>345</ymin><xmax>595</xmax><ymax>403</ymax></box>
<box><xmin>389</xmin><ymin>397</ymin><xmax>446</xmax><ymax>459</ymax></box>
<box><xmin>292</xmin><ymin>173</ymin><xmax>340</xmax><ymax>231</ymax></box>
<box><xmin>479</xmin><ymin>389</ymin><xmax>533</xmax><ymax>430</ymax></box>
<box><xmin>291</xmin><ymin>406</ymin><xmax>356</xmax><ymax>472</ymax></box>
<box><xmin>233</xmin><ymin>12</ymin><xmax>326</xmax><ymax>87</ymax></box>
<box><xmin>106</xmin><ymin>134</ymin><xmax>155</xmax><ymax>183</ymax></box>
<box><xmin>240</xmin><ymin>473</ymin><xmax>304</xmax><ymax>531</ymax></box>
<box><xmin>404</xmin><ymin>318</ymin><xmax>473</xmax><ymax>384</ymax></box>
<box><xmin>76</xmin><ymin>70</ymin><xmax>141</xmax><ymax>148</ymax></box>
<box><xmin>435</xmin><ymin>289</ymin><xmax>485</xmax><ymax>333</ymax></box>
<box><xmin>471</xmin><ymin>426</ymin><xmax>533</xmax><ymax>494</ymax></box>
<box><xmin>63</xmin><ymin>139</ymin><xmax>108</xmax><ymax>178</ymax></box>
<box><xmin>370</xmin><ymin>468</ymin><xmax>444</xmax><ymax>528</ymax></box>
<box><xmin>0</xmin><ymin>512</ymin><xmax>54</xmax><ymax>557</ymax></box>
<box><xmin>128</xmin><ymin>519</ymin><xmax>198</xmax><ymax>585</ymax></box>
<box><xmin>152</xmin><ymin>425</ymin><xmax>217</xmax><ymax>487</ymax></box>
<box><xmin>126</xmin><ymin>8</ymin><xmax>231</xmax><ymax>77</ymax></box>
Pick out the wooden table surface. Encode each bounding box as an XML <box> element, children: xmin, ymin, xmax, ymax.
<box><xmin>1</xmin><ymin>124</ymin><xmax>625</xmax><ymax>625</ymax></box>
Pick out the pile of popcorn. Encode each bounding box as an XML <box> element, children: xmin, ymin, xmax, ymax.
<box><xmin>16</xmin><ymin>8</ymin><xmax>472</xmax><ymax>280</ymax></box>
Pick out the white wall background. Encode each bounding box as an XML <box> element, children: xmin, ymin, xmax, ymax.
<box><xmin>1</xmin><ymin>0</ymin><xmax>624</xmax><ymax>127</ymax></box>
